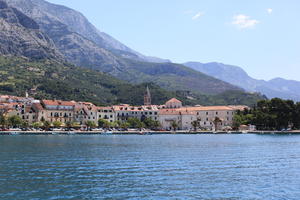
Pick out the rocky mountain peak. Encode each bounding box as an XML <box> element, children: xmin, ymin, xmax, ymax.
<box><xmin>0</xmin><ymin>0</ymin><xmax>62</xmax><ymax>59</ymax></box>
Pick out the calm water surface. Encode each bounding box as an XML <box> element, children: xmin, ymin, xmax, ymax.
<box><xmin>0</xmin><ymin>134</ymin><xmax>300</xmax><ymax>200</ymax></box>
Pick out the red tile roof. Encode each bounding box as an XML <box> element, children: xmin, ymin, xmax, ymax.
<box><xmin>166</xmin><ymin>98</ymin><xmax>182</xmax><ymax>104</ymax></box>
<box><xmin>42</xmin><ymin>100</ymin><xmax>75</xmax><ymax>106</ymax></box>
<box><xmin>159</xmin><ymin>109</ymin><xmax>195</xmax><ymax>115</ymax></box>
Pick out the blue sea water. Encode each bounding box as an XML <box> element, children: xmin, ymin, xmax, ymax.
<box><xmin>0</xmin><ymin>134</ymin><xmax>300</xmax><ymax>200</ymax></box>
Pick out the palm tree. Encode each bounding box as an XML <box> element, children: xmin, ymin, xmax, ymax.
<box><xmin>171</xmin><ymin>120</ymin><xmax>178</xmax><ymax>131</ymax></box>
<box><xmin>43</xmin><ymin>121</ymin><xmax>51</xmax><ymax>131</ymax></box>
<box><xmin>191</xmin><ymin>120</ymin><xmax>200</xmax><ymax>131</ymax></box>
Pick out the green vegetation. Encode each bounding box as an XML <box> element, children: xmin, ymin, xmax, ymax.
<box><xmin>234</xmin><ymin>98</ymin><xmax>300</xmax><ymax>130</ymax></box>
<box><xmin>98</xmin><ymin>117</ymin><xmax>161</xmax><ymax>130</ymax></box>
<box><xmin>0</xmin><ymin>56</ymin><xmax>265</xmax><ymax>106</ymax></box>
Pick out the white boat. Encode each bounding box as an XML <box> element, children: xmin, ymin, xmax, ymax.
<box><xmin>102</xmin><ymin>131</ymin><xmax>113</xmax><ymax>135</ymax></box>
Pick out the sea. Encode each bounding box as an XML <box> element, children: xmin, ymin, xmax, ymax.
<box><xmin>0</xmin><ymin>134</ymin><xmax>300</xmax><ymax>199</ymax></box>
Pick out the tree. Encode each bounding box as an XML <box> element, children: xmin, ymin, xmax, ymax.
<box><xmin>32</xmin><ymin>122</ymin><xmax>43</xmax><ymax>129</ymax></box>
<box><xmin>234</xmin><ymin>98</ymin><xmax>299</xmax><ymax>131</ymax></box>
<box><xmin>0</xmin><ymin>113</ymin><xmax>7</xmax><ymax>128</ymax></box>
<box><xmin>65</xmin><ymin>121</ymin><xmax>74</xmax><ymax>130</ymax></box>
<box><xmin>232</xmin><ymin>115</ymin><xmax>242</xmax><ymax>130</ymax></box>
<box><xmin>127</xmin><ymin>117</ymin><xmax>145</xmax><ymax>129</ymax></box>
<box><xmin>85</xmin><ymin>121</ymin><xmax>97</xmax><ymax>129</ymax></box>
<box><xmin>143</xmin><ymin>117</ymin><xmax>160</xmax><ymax>130</ymax></box>
<box><xmin>8</xmin><ymin>115</ymin><xmax>23</xmax><ymax>128</ymax></box>
<box><xmin>43</xmin><ymin>121</ymin><xmax>51</xmax><ymax>131</ymax></box>
<box><xmin>98</xmin><ymin>119</ymin><xmax>108</xmax><ymax>128</ymax></box>
<box><xmin>171</xmin><ymin>120</ymin><xmax>178</xmax><ymax>131</ymax></box>
<box><xmin>213</xmin><ymin>117</ymin><xmax>222</xmax><ymax>131</ymax></box>
<box><xmin>120</xmin><ymin>122</ymin><xmax>130</xmax><ymax>130</ymax></box>
<box><xmin>53</xmin><ymin>121</ymin><xmax>62</xmax><ymax>128</ymax></box>
<box><xmin>21</xmin><ymin>121</ymin><xmax>29</xmax><ymax>129</ymax></box>
<box><xmin>191</xmin><ymin>119</ymin><xmax>200</xmax><ymax>131</ymax></box>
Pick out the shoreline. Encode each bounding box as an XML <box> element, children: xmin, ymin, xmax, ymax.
<box><xmin>1</xmin><ymin>130</ymin><xmax>300</xmax><ymax>135</ymax></box>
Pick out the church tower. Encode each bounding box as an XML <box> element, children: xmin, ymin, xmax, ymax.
<box><xmin>144</xmin><ymin>86</ymin><xmax>151</xmax><ymax>106</ymax></box>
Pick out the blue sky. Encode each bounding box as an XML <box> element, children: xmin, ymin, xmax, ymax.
<box><xmin>48</xmin><ymin>0</ymin><xmax>300</xmax><ymax>81</ymax></box>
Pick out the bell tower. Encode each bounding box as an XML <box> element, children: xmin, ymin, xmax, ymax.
<box><xmin>144</xmin><ymin>86</ymin><xmax>151</xmax><ymax>106</ymax></box>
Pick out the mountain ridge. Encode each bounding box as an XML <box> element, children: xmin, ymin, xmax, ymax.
<box><xmin>5</xmin><ymin>0</ymin><xmax>170</xmax><ymax>63</ymax></box>
<box><xmin>0</xmin><ymin>0</ymin><xmax>62</xmax><ymax>60</ymax></box>
<box><xmin>184</xmin><ymin>62</ymin><xmax>300</xmax><ymax>101</ymax></box>
<box><xmin>4</xmin><ymin>0</ymin><xmax>244</xmax><ymax>96</ymax></box>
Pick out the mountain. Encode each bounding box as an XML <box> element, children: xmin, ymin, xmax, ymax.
<box><xmin>0</xmin><ymin>0</ymin><xmax>266</xmax><ymax>105</ymax></box>
<box><xmin>5</xmin><ymin>0</ymin><xmax>170</xmax><ymax>63</ymax></box>
<box><xmin>4</xmin><ymin>0</ymin><xmax>243</xmax><ymax>96</ymax></box>
<box><xmin>184</xmin><ymin>62</ymin><xmax>300</xmax><ymax>101</ymax></box>
<box><xmin>0</xmin><ymin>56</ymin><xmax>264</xmax><ymax>106</ymax></box>
<box><xmin>0</xmin><ymin>0</ymin><xmax>61</xmax><ymax>60</ymax></box>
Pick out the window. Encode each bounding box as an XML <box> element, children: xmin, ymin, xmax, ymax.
<box><xmin>216</xmin><ymin>112</ymin><xmax>218</xmax><ymax>115</ymax></box>
<box><xmin>206</xmin><ymin>112</ymin><xmax>208</xmax><ymax>115</ymax></box>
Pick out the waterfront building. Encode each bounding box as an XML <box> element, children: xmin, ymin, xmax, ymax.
<box><xmin>74</xmin><ymin>102</ymin><xmax>98</xmax><ymax>125</ymax></box>
<box><xmin>159</xmin><ymin>109</ymin><xmax>196</xmax><ymax>130</ymax></box>
<box><xmin>39</xmin><ymin>100</ymin><xmax>75</xmax><ymax>123</ymax></box>
<box><xmin>97</xmin><ymin>106</ymin><xmax>115</xmax><ymax>123</ymax></box>
<box><xmin>113</xmin><ymin>104</ymin><xmax>160</xmax><ymax>122</ymax></box>
<box><xmin>0</xmin><ymin>93</ymin><xmax>247</xmax><ymax>130</ymax></box>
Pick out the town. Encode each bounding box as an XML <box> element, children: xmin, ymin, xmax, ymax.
<box><xmin>0</xmin><ymin>87</ymin><xmax>247</xmax><ymax>132</ymax></box>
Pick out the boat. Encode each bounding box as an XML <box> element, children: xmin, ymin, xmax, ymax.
<box><xmin>10</xmin><ymin>132</ymin><xmax>20</xmax><ymax>135</ymax></box>
<box><xmin>102</xmin><ymin>131</ymin><xmax>113</xmax><ymax>135</ymax></box>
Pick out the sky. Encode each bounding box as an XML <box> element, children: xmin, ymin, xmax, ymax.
<box><xmin>47</xmin><ymin>0</ymin><xmax>300</xmax><ymax>81</ymax></box>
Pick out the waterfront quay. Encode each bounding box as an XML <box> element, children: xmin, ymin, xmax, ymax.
<box><xmin>0</xmin><ymin>90</ymin><xmax>248</xmax><ymax>132</ymax></box>
<box><xmin>1</xmin><ymin>130</ymin><xmax>299</xmax><ymax>136</ymax></box>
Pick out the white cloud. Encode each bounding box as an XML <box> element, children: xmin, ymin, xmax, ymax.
<box><xmin>192</xmin><ymin>12</ymin><xmax>204</xmax><ymax>20</ymax></box>
<box><xmin>267</xmin><ymin>8</ymin><xmax>273</xmax><ymax>14</ymax></box>
<box><xmin>232</xmin><ymin>14</ymin><xmax>259</xmax><ymax>29</ymax></box>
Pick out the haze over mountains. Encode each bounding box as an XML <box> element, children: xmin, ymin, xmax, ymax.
<box><xmin>0</xmin><ymin>0</ymin><xmax>267</xmax><ymax>105</ymax></box>
<box><xmin>184</xmin><ymin>62</ymin><xmax>300</xmax><ymax>101</ymax></box>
